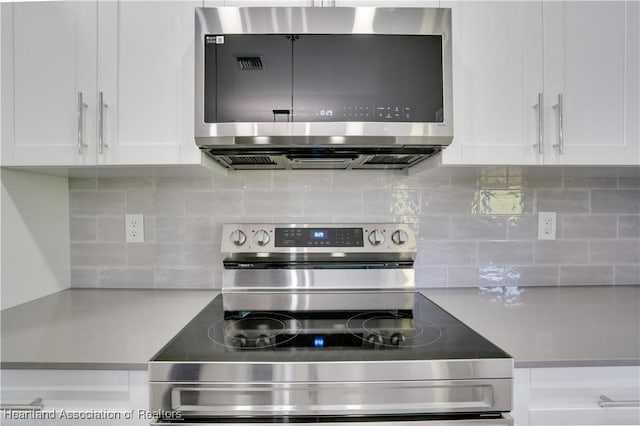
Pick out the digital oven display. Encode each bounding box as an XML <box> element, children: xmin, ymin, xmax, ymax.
<box><xmin>312</xmin><ymin>230</ymin><xmax>327</xmax><ymax>240</ymax></box>
<box><xmin>275</xmin><ymin>228</ymin><xmax>363</xmax><ymax>247</ymax></box>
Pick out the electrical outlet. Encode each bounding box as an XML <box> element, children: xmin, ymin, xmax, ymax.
<box><xmin>125</xmin><ymin>214</ymin><xmax>144</xmax><ymax>243</ymax></box>
<box><xmin>538</xmin><ymin>212</ymin><xmax>556</xmax><ymax>240</ymax></box>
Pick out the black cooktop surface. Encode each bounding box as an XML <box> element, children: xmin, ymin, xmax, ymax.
<box><xmin>152</xmin><ymin>292</ymin><xmax>510</xmax><ymax>362</ymax></box>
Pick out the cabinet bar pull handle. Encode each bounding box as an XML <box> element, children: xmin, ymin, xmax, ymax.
<box><xmin>598</xmin><ymin>394</ymin><xmax>640</xmax><ymax>408</ymax></box>
<box><xmin>1</xmin><ymin>397</ymin><xmax>44</xmax><ymax>411</ymax></box>
<box><xmin>98</xmin><ymin>91</ymin><xmax>109</xmax><ymax>154</ymax></box>
<box><xmin>532</xmin><ymin>92</ymin><xmax>544</xmax><ymax>155</ymax></box>
<box><xmin>77</xmin><ymin>92</ymin><xmax>88</xmax><ymax>154</ymax></box>
<box><xmin>552</xmin><ymin>93</ymin><xmax>564</xmax><ymax>154</ymax></box>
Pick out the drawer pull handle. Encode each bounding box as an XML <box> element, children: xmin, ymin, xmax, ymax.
<box><xmin>0</xmin><ymin>397</ymin><xmax>44</xmax><ymax>411</ymax></box>
<box><xmin>598</xmin><ymin>394</ymin><xmax>640</xmax><ymax>408</ymax></box>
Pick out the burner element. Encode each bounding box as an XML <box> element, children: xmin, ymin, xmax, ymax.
<box><xmin>207</xmin><ymin>313</ymin><xmax>301</xmax><ymax>350</ymax></box>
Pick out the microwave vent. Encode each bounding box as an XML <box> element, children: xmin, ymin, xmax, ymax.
<box><xmin>364</xmin><ymin>155</ymin><xmax>419</xmax><ymax>165</ymax></box>
<box><xmin>236</xmin><ymin>57</ymin><xmax>263</xmax><ymax>70</ymax></box>
<box><xmin>227</xmin><ymin>155</ymin><xmax>276</xmax><ymax>165</ymax></box>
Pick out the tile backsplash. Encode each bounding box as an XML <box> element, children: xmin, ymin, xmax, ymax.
<box><xmin>69</xmin><ymin>169</ymin><xmax>640</xmax><ymax>289</ymax></box>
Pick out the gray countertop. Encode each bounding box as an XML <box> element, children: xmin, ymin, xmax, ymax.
<box><xmin>1</xmin><ymin>286</ymin><xmax>638</xmax><ymax>370</ymax></box>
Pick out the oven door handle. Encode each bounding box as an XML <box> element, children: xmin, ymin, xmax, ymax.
<box><xmin>152</xmin><ymin>415</ymin><xmax>513</xmax><ymax>426</ymax></box>
<box><xmin>169</xmin><ymin>381</ymin><xmax>503</xmax><ymax>416</ymax></box>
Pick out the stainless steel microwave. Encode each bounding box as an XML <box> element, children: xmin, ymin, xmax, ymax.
<box><xmin>194</xmin><ymin>7</ymin><xmax>453</xmax><ymax>170</ymax></box>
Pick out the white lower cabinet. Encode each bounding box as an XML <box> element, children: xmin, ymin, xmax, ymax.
<box><xmin>513</xmin><ymin>366</ymin><xmax>640</xmax><ymax>426</ymax></box>
<box><xmin>0</xmin><ymin>369</ymin><xmax>149</xmax><ymax>426</ymax></box>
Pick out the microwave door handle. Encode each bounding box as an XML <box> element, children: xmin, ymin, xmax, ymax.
<box><xmin>273</xmin><ymin>109</ymin><xmax>291</xmax><ymax>122</ymax></box>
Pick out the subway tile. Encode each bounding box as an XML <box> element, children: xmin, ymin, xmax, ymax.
<box><xmin>156</xmin><ymin>177</ymin><xmax>213</xmax><ymax>189</ymax></box>
<box><xmin>70</xmin><ymin>191</ymin><xmax>125</xmax><ymax>215</ymax></box>
<box><xmin>619</xmin><ymin>215</ymin><xmax>640</xmax><ymax>238</ymax></box>
<box><xmin>184</xmin><ymin>243</ymin><xmax>220</xmax><ymax>267</ymax></box>
<box><xmin>70</xmin><ymin>268</ymin><xmax>98</xmax><ymax>288</ymax></box>
<box><xmin>127</xmin><ymin>244</ymin><xmax>156</xmax><ymax>267</ymax></box>
<box><xmin>185</xmin><ymin>191</ymin><xmax>243</xmax><ymax>216</ymax></box>
<box><xmin>591</xmin><ymin>190</ymin><xmax>640</xmax><ymax>214</ymax></box>
<box><xmin>536</xmin><ymin>189</ymin><xmax>590</xmax><ymax>213</ymax></box>
<box><xmin>125</xmin><ymin>190</ymin><xmax>155</xmax><ymax>215</ymax></box>
<box><xmin>561</xmin><ymin>215</ymin><xmax>617</xmax><ymax>239</ymax></box>
<box><xmin>393</xmin><ymin>173</ymin><xmax>450</xmax><ymax>190</ymax></box>
<box><xmin>153</xmin><ymin>243</ymin><xmax>184</xmax><ymax>267</ymax></box>
<box><xmin>478</xmin><ymin>241</ymin><xmax>534</xmax><ymax>265</ymax></box>
<box><xmin>415</xmin><ymin>267</ymin><xmax>448</xmax><ymax>287</ymax></box>
<box><xmin>507</xmin><ymin>215</ymin><xmax>537</xmax><ymax>240</ymax></box>
<box><xmin>213</xmin><ymin>172</ymin><xmax>273</xmax><ymax>190</ymax></box>
<box><xmin>302</xmin><ymin>191</ymin><xmax>361</xmax><ymax>216</ymax></box>
<box><xmin>274</xmin><ymin>170</ymin><xmax>333</xmax><ymax>190</ymax></box>
<box><xmin>70</xmin><ymin>217</ymin><xmax>97</xmax><ymax>242</ymax></box>
<box><xmin>618</xmin><ymin>177</ymin><xmax>640</xmax><ymax>188</ymax></box>
<box><xmin>448</xmin><ymin>266</ymin><xmax>504</xmax><ymax>287</ymax></box>
<box><xmin>413</xmin><ymin>216</ymin><xmax>450</xmax><ymax>240</ymax></box>
<box><xmin>98</xmin><ymin>269</ymin><xmax>154</xmax><ymax>288</ymax></box>
<box><xmin>535</xmin><ymin>241</ymin><xmax>589</xmax><ymax>265</ymax></box>
<box><xmin>422</xmin><ymin>190</ymin><xmax>476</xmax><ymax>214</ymax></box>
<box><xmin>69</xmin><ymin>178</ymin><xmax>97</xmax><ymax>190</ymax></box>
<box><xmin>155</xmin><ymin>268</ymin><xmax>215</xmax><ymax>288</ymax></box>
<box><xmin>590</xmin><ymin>240</ymin><xmax>640</xmax><ymax>264</ymax></box>
<box><xmin>98</xmin><ymin>217</ymin><xmax>125</xmax><ymax>242</ymax></box>
<box><xmin>472</xmin><ymin>190</ymin><xmax>534</xmax><ymax>215</ymax></box>
<box><xmin>521</xmin><ymin>177</ymin><xmax>563</xmax><ymax>189</ymax></box>
<box><xmin>333</xmin><ymin>171</ymin><xmax>392</xmax><ymax>190</ymax></box>
<box><xmin>448</xmin><ymin>265</ymin><xmax>559</xmax><ymax>287</ymax></box>
<box><xmin>418</xmin><ymin>241</ymin><xmax>477</xmax><ymax>266</ymax></box>
<box><xmin>98</xmin><ymin>178</ymin><xmax>154</xmax><ymax>190</ymax></box>
<box><xmin>559</xmin><ymin>265</ymin><xmax>614</xmax><ymax>285</ymax></box>
<box><xmin>614</xmin><ymin>265</ymin><xmax>640</xmax><ymax>285</ymax></box>
<box><xmin>156</xmin><ymin>217</ymin><xmax>213</xmax><ymax>242</ymax></box>
<box><xmin>127</xmin><ymin>190</ymin><xmax>185</xmax><ymax>216</ymax></box>
<box><xmin>70</xmin><ymin>243</ymin><xmax>126</xmax><ymax>267</ymax></box>
<box><xmin>504</xmin><ymin>266</ymin><xmax>559</xmax><ymax>286</ymax></box>
<box><xmin>363</xmin><ymin>190</ymin><xmax>421</xmax><ymax>216</ymax></box>
<box><xmin>450</xmin><ymin>216</ymin><xmax>507</xmax><ymax>240</ymax></box>
<box><xmin>244</xmin><ymin>190</ymin><xmax>303</xmax><ymax>216</ymax></box>
<box><xmin>563</xmin><ymin>177</ymin><xmax>618</xmax><ymax>189</ymax></box>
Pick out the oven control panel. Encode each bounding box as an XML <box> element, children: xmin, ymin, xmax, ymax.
<box><xmin>275</xmin><ymin>227</ymin><xmax>363</xmax><ymax>247</ymax></box>
<box><xmin>222</xmin><ymin>223</ymin><xmax>416</xmax><ymax>253</ymax></box>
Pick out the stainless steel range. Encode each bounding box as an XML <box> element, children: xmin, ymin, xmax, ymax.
<box><xmin>149</xmin><ymin>224</ymin><xmax>513</xmax><ymax>425</ymax></box>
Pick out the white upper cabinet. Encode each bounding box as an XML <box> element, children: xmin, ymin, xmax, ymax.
<box><xmin>444</xmin><ymin>1</ymin><xmax>543</xmax><ymax>165</ymax></box>
<box><xmin>1</xmin><ymin>1</ymin><xmax>201</xmax><ymax>167</ymax></box>
<box><xmin>542</xmin><ymin>1</ymin><xmax>639</xmax><ymax>165</ymax></box>
<box><xmin>97</xmin><ymin>1</ymin><xmax>200</xmax><ymax>165</ymax></box>
<box><xmin>448</xmin><ymin>0</ymin><xmax>639</xmax><ymax>166</ymax></box>
<box><xmin>2</xmin><ymin>2</ymin><xmax>98</xmax><ymax>166</ymax></box>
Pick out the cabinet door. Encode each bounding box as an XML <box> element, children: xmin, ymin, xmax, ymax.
<box><xmin>97</xmin><ymin>1</ymin><xmax>201</xmax><ymax>166</ymax></box>
<box><xmin>446</xmin><ymin>1</ymin><xmax>543</xmax><ymax>165</ymax></box>
<box><xmin>0</xmin><ymin>369</ymin><xmax>133</xmax><ymax>425</ymax></box>
<box><xmin>543</xmin><ymin>1</ymin><xmax>640</xmax><ymax>165</ymax></box>
<box><xmin>3</xmin><ymin>2</ymin><xmax>97</xmax><ymax>166</ymax></box>
<box><xmin>529</xmin><ymin>366</ymin><xmax>640</xmax><ymax>425</ymax></box>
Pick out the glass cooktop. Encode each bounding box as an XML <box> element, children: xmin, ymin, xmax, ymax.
<box><xmin>152</xmin><ymin>293</ymin><xmax>510</xmax><ymax>363</ymax></box>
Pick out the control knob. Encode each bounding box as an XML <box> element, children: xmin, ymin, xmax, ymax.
<box><xmin>253</xmin><ymin>230</ymin><xmax>270</xmax><ymax>246</ymax></box>
<box><xmin>367</xmin><ymin>334</ymin><xmax>384</xmax><ymax>348</ymax></box>
<box><xmin>232</xmin><ymin>335</ymin><xmax>248</xmax><ymax>348</ymax></box>
<box><xmin>390</xmin><ymin>333</ymin><xmax>406</xmax><ymax>346</ymax></box>
<box><xmin>255</xmin><ymin>334</ymin><xmax>273</xmax><ymax>348</ymax></box>
<box><xmin>391</xmin><ymin>230</ymin><xmax>409</xmax><ymax>246</ymax></box>
<box><xmin>229</xmin><ymin>229</ymin><xmax>246</xmax><ymax>246</ymax></box>
<box><xmin>368</xmin><ymin>230</ymin><xmax>385</xmax><ymax>246</ymax></box>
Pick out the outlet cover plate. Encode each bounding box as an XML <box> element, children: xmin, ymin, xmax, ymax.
<box><xmin>125</xmin><ymin>214</ymin><xmax>144</xmax><ymax>243</ymax></box>
<box><xmin>538</xmin><ymin>211</ymin><xmax>556</xmax><ymax>240</ymax></box>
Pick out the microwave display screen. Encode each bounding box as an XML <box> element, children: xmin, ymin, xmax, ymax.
<box><xmin>204</xmin><ymin>34</ymin><xmax>444</xmax><ymax>124</ymax></box>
